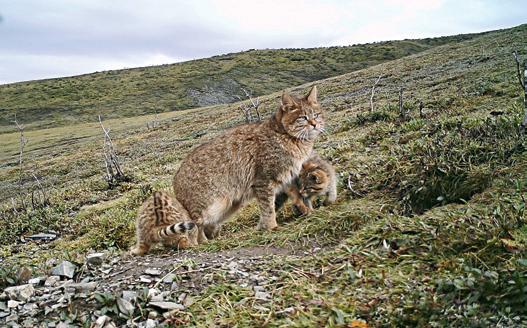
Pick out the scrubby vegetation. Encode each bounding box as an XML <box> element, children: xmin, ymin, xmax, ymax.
<box><xmin>0</xmin><ymin>24</ymin><xmax>526</xmax><ymax>326</ymax></box>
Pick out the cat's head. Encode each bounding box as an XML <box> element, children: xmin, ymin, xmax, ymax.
<box><xmin>299</xmin><ymin>162</ymin><xmax>330</xmax><ymax>197</ymax></box>
<box><xmin>278</xmin><ymin>86</ymin><xmax>324</xmax><ymax>141</ymax></box>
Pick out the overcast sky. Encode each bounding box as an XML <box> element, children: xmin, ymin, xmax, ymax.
<box><xmin>0</xmin><ymin>0</ymin><xmax>525</xmax><ymax>84</ymax></box>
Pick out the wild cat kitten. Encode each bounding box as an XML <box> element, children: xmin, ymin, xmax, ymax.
<box><xmin>276</xmin><ymin>152</ymin><xmax>337</xmax><ymax>215</ymax></box>
<box><xmin>130</xmin><ymin>191</ymin><xmax>198</xmax><ymax>255</ymax></box>
<box><xmin>173</xmin><ymin>86</ymin><xmax>324</xmax><ymax>242</ymax></box>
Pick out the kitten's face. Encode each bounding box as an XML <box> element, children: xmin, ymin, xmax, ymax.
<box><xmin>299</xmin><ymin>168</ymin><xmax>330</xmax><ymax>197</ymax></box>
<box><xmin>280</xmin><ymin>86</ymin><xmax>324</xmax><ymax>141</ymax></box>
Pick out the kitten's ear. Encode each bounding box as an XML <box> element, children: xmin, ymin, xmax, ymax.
<box><xmin>281</xmin><ymin>91</ymin><xmax>297</xmax><ymax>110</ymax></box>
<box><xmin>305</xmin><ymin>85</ymin><xmax>318</xmax><ymax>104</ymax></box>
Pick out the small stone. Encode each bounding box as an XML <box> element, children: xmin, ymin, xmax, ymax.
<box><xmin>147</xmin><ymin>288</ymin><xmax>160</xmax><ymax>299</ymax></box>
<box><xmin>177</xmin><ymin>293</ymin><xmax>187</xmax><ymax>303</ymax></box>
<box><xmin>28</xmin><ymin>277</ymin><xmax>44</xmax><ymax>285</ymax></box>
<box><xmin>253</xmin><ymin>286</ymin><xmax>265</xmax><ymax>292</ymax></box>
<box><xmin>162</xmin><ymin>273</ymin><xmax>177</xmax><ymax>283</ymax></box>
<box><xmin>0</xmin><ymin>312</ymin><xmax>9</xmax><ymax>318</ymax></box>
<box><xmin>5</xmin><ymin>313</ymin><xmax>18</xmax><ymax>322</ymax></box>
<box><xmin>0</xmin><ymin>301</ymin><xmax>6</xmax><ymax>311</ymax></box>
<box><xmin>7</xmin><ymin>300</ymin><xmax>20</xmax><ymax>308</ymax></box>
<box><xmin>117</xmin><ymin>297</ymin><xmax>134</xmax><ymax>315</ymax></box>
<box><xmin>149</xmin><ymin>301</ymin><xmax>184</xmax><ymax>310</ymax></box>
<box><xmin>170</xmin><ymin>282</ymin><xmax>178</xmax><ymax>291</ymax></box>
<box><xmin>148</xmin><ymin>311</ymin><xmax>159</xmax><ymax>319</ymax></box>
<box><xmin>50</xmin><ymin>261</ymin><xmax>77</xmax><ymax>279</ymax></box>
<box><xmin>44</xmin><ymin>276</ymin><xmax>61</xmax><ymax>287</ymax></box>
<box><xmin>139</xmin><ymin>276</ymin><xmax>152</xmax><ymax>283</ymax></box>
<box><xmin>145</xmin><ymin>319</ymin><xmax>157</xmax><ymax>328</ymax></box>
<box><xmin>144</xmin><ymin>268</ymin><xmax>162</xmax><ymax>276</ymax></box>
<box><xmin>56</xmin><ymin>322</ymin><xmax>69</xmax><ymax>328</ymax></box>
<box><xmin>183</xmin><ymin>295</ymin><xmax>194</xmax><ymax>307</ymax></box>
<box><xmin>255</xmin><ymin>291</ymin><xmax>271</xmax><ymax>301</ymax></box>
<box><xmin>4</xmin><ymin>284</ymin><xmax>35</xmax><ymax>301</ymax></box>
<box><xmin>121</xmin><ymin>291</ymin><xmax>137</xmax><ymax>303</ymax></box>
<box><xmin>27</xmin><ymin>233</ymin><xmax>57</xmax><ymax>241</ymax></box>
<box><xmin>63</xmin><ymin>282</ymin><xmax>97</xmax><ymax>291</ymax></box>
<box><xmin>86</xmin><ymin>253</ymin><xmax>105</xmax><ymax>266</ymax></box>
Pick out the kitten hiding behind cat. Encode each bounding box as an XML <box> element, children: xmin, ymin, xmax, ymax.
<box><xmin>130</xmin><ymin>191</ymin><xmax>198</xmax><ymax>255</ymax></box>
<box><xmin>276</xmin><ymin>152</ymin><xmax>337</xmax><ymax>215</ymax></box>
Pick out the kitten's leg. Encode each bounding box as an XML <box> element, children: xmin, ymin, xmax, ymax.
<box><xmin>130</xmin><ymin>242</ymin><xmax>150</xmax><ymax>256</ymax></box>
<box><xmin>285</xmin><ymin>184</ymin><xmax>310</xmax><ymax>215</ymax></box>
<box><xmin>255</xmin><ymin>187</ymin><xmax>278</xmax><ymax>230</ymax></box>
<box><xmin>304</xmin><ymin>197</ymin><xmax>314</xmax><ymax>210</ymax></box>
<box><xmin>324</xmin><ymin>180</ymin><xmax>338</xmax><ymax>206</ymax></box>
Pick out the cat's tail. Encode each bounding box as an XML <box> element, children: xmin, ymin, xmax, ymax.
<box><xmin>157</xmin><ymin>222</ymin><xmax>196</xmax><ymax>240</ymax></box>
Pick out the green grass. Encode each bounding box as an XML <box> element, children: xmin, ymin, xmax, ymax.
<box><xmin>1</xmin><ymin>23</ymin><xmax>527</xmax><ymax>326</ymax></box>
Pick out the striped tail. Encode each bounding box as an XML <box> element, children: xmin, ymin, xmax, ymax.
<box><xmin>157</xmin><ymin>222</ymin><xmax>196</xmax><ymax>240</ymax></box>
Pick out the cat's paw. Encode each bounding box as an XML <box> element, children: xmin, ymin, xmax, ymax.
<box><xmin>257</xmin><ymin>221</ymin><xmax>278</xmax><ymax>231</ymax></box>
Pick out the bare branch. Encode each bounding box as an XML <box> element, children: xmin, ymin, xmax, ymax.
<box><xmin>370</xmin><ymin>75</ymin><xmax>382</xmax><ymax>112</ymax></box>
<box><xmin>513</xmin><ymin>51</ymin><xmax>525</xmax><ymax>89</ymax></box>
<box><xmin>98</xmin><ymin>115</ymin><xmax>126</xmax><ymax>187</ymax></box>
<box><xmin>347</xmin><ymin>173</ymin><xmax>363</xmax><ymax>198</ymax></box>
<box><xmin>399</xmin><ymin>87</ymin><xmax>405</xmax><ymax>118</ymax></box>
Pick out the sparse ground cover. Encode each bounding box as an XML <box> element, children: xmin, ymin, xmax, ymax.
<box><xmin>0</xmin><ymin>25</ymin><xmax>526</xmax><ymax>326</ymax></box>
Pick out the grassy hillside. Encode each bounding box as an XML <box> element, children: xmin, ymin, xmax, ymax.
<box><xmin>0</xmin><ymin>32</ymin><xmax>486</xmax><ymax>133</ymax></box>
<box><xmin>1</xmin><ymin>24</ymin><xmax>527</xmax><ymax>326</ymax></box>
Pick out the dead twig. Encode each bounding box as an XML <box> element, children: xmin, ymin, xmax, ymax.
<box><xmin>513</xmin><ymin>51</ymin><xmax>527</xmax><ymax>134</ymax></box>
<box><xmin>347</xmin><ymin>173</ymin><xmax>364</xmax><ymax>198</ymax></box>
<box><xmin>370</xmin><ymin>75</ymin><xmax>382</xmax><ymax>112</ymax></box>
<box><xmin>98</xmin><ymin>115</ymin><xmax>127</xmax><ymax>187</ymax></box>
<box><xmin>236</xmin><ymin>88</ymin><xmax>261</xmax><ymax>123</ymax></box>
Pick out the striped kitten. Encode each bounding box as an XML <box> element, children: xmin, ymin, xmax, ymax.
<box><xmin>130</xmin><ymin>191</ymin><xmax>198</xmax><ymax>255</ymax></box>
<box><xmin>277</xmin><ymin>152</ymin><xmax>337</xmax><ymax>215</ymax></box>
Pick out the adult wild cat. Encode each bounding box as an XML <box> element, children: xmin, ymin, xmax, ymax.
<box><xmin>173</xmin><ymin>86</ymin><xmax>324</xmax><ymax>242</ymax></box>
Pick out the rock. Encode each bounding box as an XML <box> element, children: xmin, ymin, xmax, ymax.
<box><xmin>51</xmin><ymin>261</ymin><xmax>77</xmax><ymax>279</ymax></box>
<box><xmin>16</xmin><ymin>267</ymin><xmax>32</xmax><ymax>283</ymax></box>
<box><xmin>162</xmin><ymin>273</ymin><xmax>177</xmax><ymax>283</ymax></box>
<box><xmin>255</xmin><ymin>291</ymin><xmax>271</xmax><ymax>301</ymax></box>
<box><xmin>86</xmin><ymin>253</ymin><xmax>105</xmax><ymax>266</ymax></box>
<box><xmin>28</xmin><ymin>277</ymin><xmax>44</xmax><ymax>285</ymax></box>
<box><xmin>5</xmin><ymin>313</ymin><xmax>18</xmax><ymax>322</ymax></box>
<box><xmin>177</xmin><ymin>293</ymin><xmax>187</xmax><ymax>303</ymax></box>
<box><xmin>145</xmin><ymin>319</ymin><xmax>157</xmax><ymax>328</ymax></box>
<box><xmin>144</xmin><ymin>268</ymin><xmax>162</xmax><ymax>276</ymax></box>
<box><xmin>26</xmin><ymin>233</ymin><xmax>57</xmax><ymax>241</ymax></box>
<box><xmin>253</xmin><ymin>286</ymin><xmax>265</xmax><ymax>292</ymax></box>
<box><xmin>7</xmin><ymin>300</ymin><xmax>20</xmax><ymax>308</ymax></box>
<box><xmin>149</xmin><ymin>301</ymin><xmax>185</xmax><ymax>310</ymax></box>
<box><xmin>0</xmin><ymin>301</ymin><xmax>6</xmax><ymax>311</ymax></box>
<box><xmin>139</xmin><ymin>276</ymin><xmax>152</xmax><ymax>283</ymax></box>
<box><xmin>4</xmin><ymin>284</ymin><xmax>35</xmax><ymax>301</ymax></box>
<box><xmin>117</xmin><ymin>297</ymin><xmax>134</xmax><ymax>315</ymax></box>
<box><xmin>94</xmin><ymin>315</ymin><xmax>117</xmax><ymax>328</ymax></box>
<box><xmin>0</xmin><ymin>312</ymin><xmax>9</xmax><ymax>318</ymax></box>
<box><xmin>183</xmin><ymin>295</ymin><xmax>194</xmax><ymax>307</ymax></box>
<box><xmin>170</xmin><ymin>282</ymin><xmax>179</xmax><ymax>291</ymax></box>
<box><xmin>148</xmin><ymin>311</ymin><xmax>159</xmax><ymax>319</ymax></box>
<box><xmin>44</xmin><ymin>276</ymin><xmax>61</xmax><ymax>287</ymax></box>
<box><xmin>56</xmin><ymin>322</ymin><xmax>69</xmax><ymax>328</ymax></box>
<box><xmin>122</xmin><ymin>291</ymin><xmax>137</xmax><ymax>303</ymax></box>
<box><xmin>63</xmin><ymin>282</ymin><xmax>97</xmax><ymax>291</ymax></box>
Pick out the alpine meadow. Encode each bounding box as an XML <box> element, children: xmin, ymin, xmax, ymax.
<box><xmin>0</xmin><ymin>23</ymin><xmax>526</xmax><ymax>327</ymax></box>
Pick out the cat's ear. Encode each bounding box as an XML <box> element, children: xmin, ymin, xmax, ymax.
<box><xmin>305</xmin><ymin>85</ymin><xmax>318</xmax><ymax>104</ymax></box>
<box><xmin>281</xmin><ymin>91</ymin><xmax>298</xmax><ymax>110</ymax></box>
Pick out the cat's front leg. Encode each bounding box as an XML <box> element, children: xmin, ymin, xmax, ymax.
<box><xmin>255</xmin><ymin>187</ymin><xmax>278</xmax><ymax>231</ymax></box>
<box><xmin>197</xmin><ymin>226</ymin><xmax>208</xmax><ymax>244</ymax></box>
